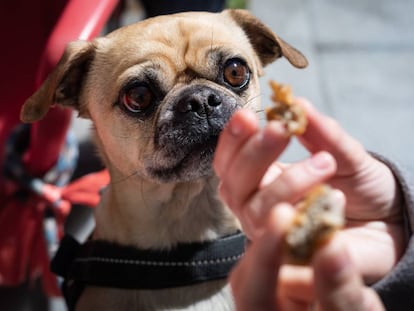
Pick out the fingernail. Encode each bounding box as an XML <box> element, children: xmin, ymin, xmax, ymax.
<box><xmin>308</xmin><ymin>151</ymin><xmax>334</xmax><ymax>171</ymax></box>
<box><xmin>229</xmin><ymin>118</ymin><xmax>244</xmax><ymax>136</ymax></box>
<box><xmin>228</xmin><ymin>110</ymin><xmax>256</xmax><ymax>136</ymax></box>
<box><xmin>261</xmin><ymin>164</ymin><xmax>281</xmax><ymax>187</ymax></box>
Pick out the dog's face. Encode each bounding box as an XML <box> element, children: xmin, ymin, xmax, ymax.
<box><xmin>21</xmin><ymin>10</ymin><xmax>307</xmax><ymax>184</ymax></box>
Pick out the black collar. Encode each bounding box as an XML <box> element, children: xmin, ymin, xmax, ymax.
<box><xmin>51</xmin><ymin>232</ymin><xmax>246</xmax><ymax>290</ymax></box>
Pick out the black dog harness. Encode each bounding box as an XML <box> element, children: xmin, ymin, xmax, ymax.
<box><xmin>51</xmin><ymin>232</ymin><xmax>246</xmax><ymax>310</ymax></box>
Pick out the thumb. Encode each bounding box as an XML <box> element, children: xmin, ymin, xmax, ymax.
<box><xmin>312</xmin><ymin>236</ymin><xmax>385</xmax><ymax>311</ymax></box>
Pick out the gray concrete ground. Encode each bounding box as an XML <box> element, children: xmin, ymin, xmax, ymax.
<box><xmin>249</xmin><ymin>0</ymin><xmax>414</xmax><ymax>184</ymax></box>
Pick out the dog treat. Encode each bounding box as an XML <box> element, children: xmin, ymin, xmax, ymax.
<box><xmin>285</xmin><ymin>184</ymin><xmax>345</xmax><ymax>264</ymax></box>
<box><xmin>266</xmin><ymin>80</ymin><xmax>307</xmax><ymax>135</ymax></box>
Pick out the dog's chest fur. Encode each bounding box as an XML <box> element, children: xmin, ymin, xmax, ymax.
<box><xmin>93</xmin><ymin>176</ymin><xmax>239</xmax><ymax>249</ymax></box>
<box><xmin>77</xmin><ymin>281</ymin><xmax>233</xmax><ymax>311</ymax></box>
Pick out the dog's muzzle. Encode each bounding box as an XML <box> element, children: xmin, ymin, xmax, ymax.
<box><xmin>148</xmin><ymin>84</ymin><xmax>241</xmax><ymax>182</ymax></box>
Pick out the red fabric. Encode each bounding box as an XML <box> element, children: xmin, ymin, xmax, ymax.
<box><xmin>62</xmin><ymin>170</ymin><xmax>110</xmax><ymax>207</ymax></box>
<box><xmin>0</xmin><ymin>169</ymin><xmax>109</xmax><ymax>295</ymax></box>
<box><xmin>0</xmin><ymin>0</ymin><xmax>67</xmax><ymax>172</ymax></box>
<box><xmin>24</xmin><ymin>0</ymin><xmax>120</xmax><ymax>176</ymax></box>
<box><xmin>0</xmin><ymin>0</ymin><xmax>118</xmax><ymax>295</ymax></box>
<box><xmin>0</xmin><ymin>0</ymin><xmax>119</xmax><ymax>174</ymax></box>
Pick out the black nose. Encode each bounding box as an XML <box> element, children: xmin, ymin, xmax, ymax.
<box><xmin>176</xmin><ymin>88</ymin><xmax>222</xmax><ymax>115</ymax></box>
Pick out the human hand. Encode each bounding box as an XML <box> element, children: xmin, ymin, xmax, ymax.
<box><xmin>214</xmin><ymin>100</ymin><xmax>405</xmax><ymax>302</ymax></box>
<box><xmin>295</xmin><ymin>99</ymin><xmax>405</xmax><ymax>283</ymax></box>
<box><xmin>230</xmin><ymin>204</ymin><xmax>385</xmax><ymax>311</ymax></box>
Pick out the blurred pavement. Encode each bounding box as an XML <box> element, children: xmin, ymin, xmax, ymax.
<box><xmin>249</xmin><ymin>0</ymin><xmax>414</xmax><ymax>184</ymax></box>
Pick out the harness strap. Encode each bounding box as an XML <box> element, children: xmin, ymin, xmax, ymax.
<box><xmin>52</xmin><ymin>232</ymin><xmax>246</xmax><ymax>308</ymax></box>
<box><xmin>0</xmin><ymin>124</ymin><xmax>109</xmax><ymax>295</ymax></box>
<box><xmin>53</xmin><ymin>232</ymin><xmax>246</xmax><ymax>288</ymax></box>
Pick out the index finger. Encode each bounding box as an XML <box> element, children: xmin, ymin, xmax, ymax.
<box><xmin>213</xmin><ymin>109</ymin><xmax>259</xmax><ymax>178</ymax></box>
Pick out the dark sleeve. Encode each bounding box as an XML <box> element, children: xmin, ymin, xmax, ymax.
<box><xmin>371</xmin><ymin>154</ymin><xmax>414</xmax><ymax>311</ymax></box>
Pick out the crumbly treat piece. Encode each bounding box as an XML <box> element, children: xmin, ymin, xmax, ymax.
<box><xmin>266</xmin><ymin>80</ymin><xmax>308</xmax><ymax>135</ymax></box>
<box><xmin>285</xmin><ymin>184</ymin><xmax>345</xmax><ymax>264</ymax></box>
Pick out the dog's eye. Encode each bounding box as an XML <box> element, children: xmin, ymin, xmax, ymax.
<box><xmin>223</xmin><ymin>59</ymin><xmax>250</xmax><ymax>89</ymax></box>
<box><xmin>122</xmin><ymin>85</ymin><xmax>153</xmax><ymax>113</ymax></box>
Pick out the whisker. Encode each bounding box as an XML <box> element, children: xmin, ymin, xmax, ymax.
<box><xmin>111</xmin><ymin>133</ymin><xmax>156</xmax><ymax>140</ymax></box>
<box><xmin>109</xmin><ymin>170</ymin><xmax>139</xmax><ymax>185</ymax></box>
<box><xmin>241</xmin><ymin>92</ymin><xmax>266</xmax><ymax>116</ymax></box>
<box><xmin>210</xmin><ymin>26</ymin><xmax>214</xmax><ymax>54</ymax></box>
<box><xmin>139</xmin><ymin>176</ymin><xmax>150</xmax><ymax>209</ymax></box>
<box><xmin>244</xmin><ymin>92</ymin><xmax>262</xmax><ymax>105</ymax></box>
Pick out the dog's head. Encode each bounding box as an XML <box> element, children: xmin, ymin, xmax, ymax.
<box><xmin>21</xmin><ymin>10</ymin><xmax>307</xmax><ymax>183</ymax></box>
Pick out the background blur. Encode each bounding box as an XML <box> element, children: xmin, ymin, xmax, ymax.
<box><xmin>248</xmin><ymin>0</ymin><xmax>414</xmax><ymax>184</ymax></box>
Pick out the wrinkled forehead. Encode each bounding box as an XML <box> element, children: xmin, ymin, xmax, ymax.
<box><xmin>103</xmin><ymin>12</ymin><xmax>257</xmax><ymax>71</ymax></box>
<box><xmin>109</xmin><ymin>12</ymin><xmax>249</xmax><ymax>46</ymax></box>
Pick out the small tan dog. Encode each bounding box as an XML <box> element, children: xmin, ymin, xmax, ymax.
<box><xmin>21</xmin><ymin>9</ymin><xmax>307</xmax><ymax>311</ymax></box>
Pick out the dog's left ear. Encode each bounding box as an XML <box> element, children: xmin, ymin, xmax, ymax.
<box><xmin>20</xmin><ymin>40</ymin><xmax>96</xmax><ymax>123</ymax></box>
<box><xmin>226</xmin><ymin>9</ymin><xmax>308</xmax><ymax>69</ymax></box>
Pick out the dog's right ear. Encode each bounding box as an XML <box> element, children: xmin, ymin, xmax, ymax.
<box><xmin>20</xmin><ymin>40</ymin><xmax>96</xmax><ymax>123</ymax></box>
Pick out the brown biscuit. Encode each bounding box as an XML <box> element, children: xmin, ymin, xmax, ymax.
<box><xmin>284</xmin><ymin>185</ymin><xmax>345</xmax><ymax>264</ymax></box>
<box><xmin>266</xmin><ymin>80</ymin><xmax>307</xmax><ymax>135</ymax></box>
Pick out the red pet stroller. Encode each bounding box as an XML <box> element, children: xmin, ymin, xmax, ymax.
<box><xmin>0</xmin><ymin>0</ymin><xmax>116</xmax><ymax>300</ymax></box>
